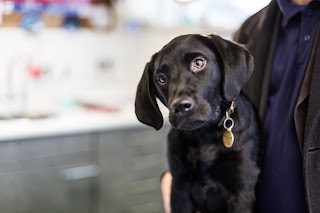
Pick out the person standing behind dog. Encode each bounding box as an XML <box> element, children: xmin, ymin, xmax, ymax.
<box><xmin>234</xmin><ymin>0</ymin><xmax>320</xmax><ymax>212</ymax></box>
<box><xmin>160</xmin><ymin>0</ymin><xmax>320</xmax><ymax>212</ymax></box>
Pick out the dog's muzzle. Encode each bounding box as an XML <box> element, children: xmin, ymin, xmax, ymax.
<box><xmin>170</xmin><ymin>97</ymin><xmax>194</xmax><ymax>117</ymax></box>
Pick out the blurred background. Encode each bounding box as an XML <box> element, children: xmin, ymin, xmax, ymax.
<box><xmin>0</xmin><ymin>0</ymin><xmax>270</xmax><ymax>212</ymax></box>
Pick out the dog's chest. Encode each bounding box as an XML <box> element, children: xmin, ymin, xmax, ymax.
<box><xmin>183</xmin><ymin>137</ymin><xmax>243</xmax><ymax>182</ymax></box>
<box><xmin>185</xmin><ymin>144</ymin><xmax>244</xmax><ymax>196</ymax></box>
<box><xmin>169</xmin><ymin>129</ymin><xmax>243</xmax><ymax>181</ymax></box>
<box><xmin>187</xmin><ymin>145</ymin><xmax>218</xmax><ymax>168</ymax></box>
<box><xmin>183</xmin><ymin>132</ymin><xmax>223</xmax><ymax>167</ymax></box>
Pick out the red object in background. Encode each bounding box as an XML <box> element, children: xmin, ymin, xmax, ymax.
<box><xmin>11</xmin><ymin>0</ymin><xmax>91</xmax><ymax>4</ymax></box>
<box><xmin>82</xmin><ymin>103</ymin><xmax>120</xmax><ymax>113</ymax></box>
<box><xmin>29</xmin><ymin>66</ymin><xmax>43</xmax><ymax>79</ymax></box>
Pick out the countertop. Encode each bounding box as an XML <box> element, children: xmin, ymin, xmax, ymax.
<box><xmin>0</xmin><ymin>93</ymin><xmax>170</xmax><ymax>141</ymax></box>
<box><xmin>0</xmin><ymin>106</ymin><xmax>145</xmax><ymax>141</ymax></box>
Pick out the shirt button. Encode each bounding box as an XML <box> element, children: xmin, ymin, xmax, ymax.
<box><xmin>304</xmin><ymin>35</ymin><xmax>311</xmax><ymax>41</ymax></box>
<box><xmin>307</xmin><ymin>9</ymin><xmax>313</xmax><ymax>16</ymax></box>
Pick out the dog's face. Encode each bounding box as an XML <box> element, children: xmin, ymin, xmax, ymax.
<box><xmin>135</xmin><ymin>34</ymin><xmax>253</xmax><ymax>131</ymax></box>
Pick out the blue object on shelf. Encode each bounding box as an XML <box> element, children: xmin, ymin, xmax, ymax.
<box><xmin>63</xmin><ymin>12</ymin><xmax>80</xmax><ymax>30</ymax></box>
<box><xmin>21</xmin><ymin>11</ymin><xmax>44</xmax><ymax>33</ymax></box>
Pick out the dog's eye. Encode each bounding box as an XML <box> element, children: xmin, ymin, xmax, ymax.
<box><xmin>191</xmin><ymin>57</ymin><xmax>206</xmax><ymax>72</ymax></box>
<box><xmin>156</xmin><ymin>73</ymin><xmax>167</xmax><ymax>85</ymax></box>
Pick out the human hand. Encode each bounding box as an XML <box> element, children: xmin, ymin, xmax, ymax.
<box><xmin>161</xmin><ymin>171</ymin><xmax>201</xmax><ymax>213</ymax></box>
<box><xmin>161</xmin><ymin>171</ymin><xmax>172</xmax><ymax>213</ymax></box>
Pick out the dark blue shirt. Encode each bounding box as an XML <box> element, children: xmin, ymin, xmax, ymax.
<box><xmin>256</xmin><ymin>0</ymin><xmax>320</xmax><ymax>212</ymax></box>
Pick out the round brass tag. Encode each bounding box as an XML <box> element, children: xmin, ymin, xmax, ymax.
<box><xmin>223</xmin><ymin>130</ymin><xmax>234</xmax><ymax>148</ymax></box>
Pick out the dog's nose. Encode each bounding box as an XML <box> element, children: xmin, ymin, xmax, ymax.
<box><xmin>171</xmin><ymin>97</ymin><xmax>194</xmax><ymax>116</ymax></box>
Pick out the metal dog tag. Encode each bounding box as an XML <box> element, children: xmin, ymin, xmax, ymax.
<box><xmin>223</xmin><ymin>113</ymin><xmax>235</xmax><ymax>148</ymax></box>
<box><xmin>223</xmin><ymin>129</ymin><xmax>234</xmax><ymax>148</ymax></box>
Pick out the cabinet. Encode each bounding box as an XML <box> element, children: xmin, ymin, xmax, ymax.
<box><xmin>0</xmin><ymin>134</ymin><xmax>98</xmax><ymax>213</ymax></box>
<box><xmin>0</xmin><ymin>127</ymin><xmax>167</xmax><ymax>213</ymax></box>
<box><xmin>99</xmin><ymin>128</ymin><xmax>167</xmax><ymax>213</ymax></box>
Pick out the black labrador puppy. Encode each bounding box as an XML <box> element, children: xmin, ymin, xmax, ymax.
<box><xmin>135</xmin><ymin>34</ymin><xmax>261</xmax><ymax>213</ymax></box>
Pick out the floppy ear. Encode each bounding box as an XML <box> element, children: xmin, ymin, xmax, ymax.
<box><xmin>135</xmin><ymin>53</ymin><xmax>163</xmax><ymax>130</ymax></box>
<box><xmin>208</xmin><ymin>34</ymin><xmax>254</xmax><ymax>102</ymax></box>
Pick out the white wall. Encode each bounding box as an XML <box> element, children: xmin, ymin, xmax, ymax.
<box><xmin>0</xmin><ymin>28</ymin><xmax>218</xmax><ymax>114</ymax></box>
<box><xmin>0</xmin><ymin>0</ymin><xmax>271</xmax><ymax>115</ymax></box>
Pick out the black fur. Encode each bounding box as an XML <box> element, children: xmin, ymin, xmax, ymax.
<box><xmin>135</xmin><ymin>34</ymin><xmax>262</xmax><ymax>213</ymax></box>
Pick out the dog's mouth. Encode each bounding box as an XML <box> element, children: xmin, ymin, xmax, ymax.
<box><xmin>169</xmin><ymin>115</ymin><xmax>208</xmax><ymax>131</ymax></box>
<box><xmin>168</xmin><ymin>104</ymin><xmax>221</xmax><ymax>131</ymax></box>
<box><xmin>169</xmin><ymin>117</ymin><xmax>209</xmax><ymax>131</ymax></box>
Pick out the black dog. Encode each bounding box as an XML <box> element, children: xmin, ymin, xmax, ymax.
<box><xmin>135</xmin><ymin>34</ymin><xmax>261</xmax><ymax>213</ymax></box>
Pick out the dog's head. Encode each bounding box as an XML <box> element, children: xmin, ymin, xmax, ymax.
<box><xmin>135</xmin><ymin>34</ymin><xmax>254</xmax><ymax>131</ymax></box>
